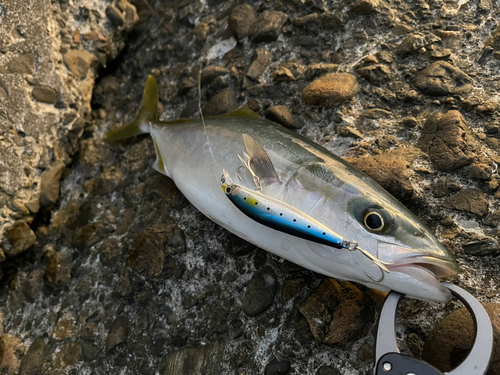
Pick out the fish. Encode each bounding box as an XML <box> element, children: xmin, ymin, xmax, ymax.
<box><xmin>107</xmin><ymin>75</ymin><xmax>459</xmax><ymax>303</ymax></box>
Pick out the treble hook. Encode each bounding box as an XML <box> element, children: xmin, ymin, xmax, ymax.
<box><xmin>237</xmin><ymin>153</ymin><xmax>261</xmax><ymax>191</ymax></box>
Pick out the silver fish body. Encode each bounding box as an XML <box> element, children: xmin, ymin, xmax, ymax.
<box><xmin>107</xmin><ymin>76</ymin><xmax>459</xmax><ymax>302</ymax></box>
<box><xmin>149</xmin><ymin>116</ymin><xmax>458</xmax><ymax>302</ymax></box>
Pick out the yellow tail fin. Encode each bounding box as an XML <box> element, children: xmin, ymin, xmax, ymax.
<box><xmin>106</xmin><ymin>75</ymin><xmax>158</xmax><ymax>141</ymax></box>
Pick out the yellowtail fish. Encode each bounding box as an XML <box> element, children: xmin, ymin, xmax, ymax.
<box><xmin>107</xmin><ymin>76</ymin><xmax>459</xmax><ymax>302</ymax></box>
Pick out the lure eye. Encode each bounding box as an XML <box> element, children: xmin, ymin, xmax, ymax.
<box><xmin>364</xmin><ymin>212</ymin><xmax>384</xmax><ymax>232</ymax></box>
<box><xmin>225</xmin><ymin>186</ymin><xmax>232</xmax><ymax>194</ymax></box>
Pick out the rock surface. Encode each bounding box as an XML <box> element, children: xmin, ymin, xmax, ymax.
<box><xmin>302</xmin><ymin>73</ymin><xmax>359</xmax><ymax>108</ymax></box>
<box><xmin>414</xmin><ymin>61</ymin><xmax>473</xmax><ymax>96</ymax></box>
<box><xmin>242</xmin><ymin>266</ymin><xmax>278</xmax><ymax>317</ymax></box>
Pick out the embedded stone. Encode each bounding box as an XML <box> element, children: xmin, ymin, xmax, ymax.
<box><xmin>106</xmin><ymin>316</ymin><xmax>129</xmax><ymax>353</ymax></box>
<box><xmin>242</xmin><ymin>266</ymin><xmax>277</xmax><ymax>317</ymax></box>
<box><xmin>4</xmin><ymin>221</ymin><xmax>36</xmax><ymax>257</ymax></box>
<box><xmin>414</xmin><ymin>61</ymin><xmax>473</xmax><ymax>96</ymax></box>
<box><xmin>202</xmin><ymin>89</ymin><xmax>238</xmax><ymax>116</ymax></box>
<box><xmin>357</xmin><ymin>64</ymin><xmax>392</xmax><ymax>86</ymax></box>
<box><xmin>302</xmin><ymin>73</ymin><xmax>359</xmax><ymax>108</ymax></box>
<box><xmin>248</xmin><ymin>11</ymin><xmax>288</xmax><ymax>43</ymax></box>
<box><xmin>228</xmin><ymin>4</ymin><xmax>256</xmax><ymax>40</ymax></box>
<box><xmin>63</xmin><ymin>50</ymin><xmax>98</xmax><ymax>79</ymax></box>
<box><xmin>39</xmin><ymin>161</ymin><xmax>65</xmax><ymax>207</ymax></box>
<box><xmin>32</xmin><ymin>86</ymin><xmax>58</xmax><ymax>104</ymax></box>
<box><xmin>44</xmin><ymin>251</ymin><xmax>72</xmax><ymax>285</ymax></box>
<box><xmin>265</xmin><ymin>106</ymin><xmax>303</xmax><ymax>129</ymax></box>
<box><xmin>442</xmin><ymin>188</ymin><xmax>489</xmax><ymax>216</ymax></box>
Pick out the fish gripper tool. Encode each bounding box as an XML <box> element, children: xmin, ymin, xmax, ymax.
<box><xmin>374</xmin><ymin>283</ymin><xmax>494</xmax><ymax>375</ymax></box>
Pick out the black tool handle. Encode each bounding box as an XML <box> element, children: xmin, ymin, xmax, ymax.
<box><xmin>375</xmin><ymin>353</ymin><xmax>443</xmax><ymax>375</ymax></box>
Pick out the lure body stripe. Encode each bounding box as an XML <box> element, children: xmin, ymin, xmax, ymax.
<box><xmin>226</xmin><ymin>184</ymin><xmax>344</xmax><ymax>249</ymax></box>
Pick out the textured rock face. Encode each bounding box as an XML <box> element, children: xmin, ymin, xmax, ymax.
<box><xmin>418</xmin><ymin>110</ymin><xmax>476</xmax><ymax>172</ymax></box>
<box><xmin>414</xmin><ymin>61</ymin><xmax>473</xmax><ymax>96</ymax></box>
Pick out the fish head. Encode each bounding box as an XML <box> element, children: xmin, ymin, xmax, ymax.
<box><xmin>346</xmin><ymin>195</ymin><xmax>459</xmax><ymax>302</ymax></box>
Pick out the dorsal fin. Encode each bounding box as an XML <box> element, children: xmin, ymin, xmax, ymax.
<box><xmin>243</xmin><ymin>134</ymin><xmax>281</xmax><ymax>181</ymax></box>
<box><xmin>220</xmin><ymin>107</ymin><xmax>262</xmax><ymax>120</ymax></box>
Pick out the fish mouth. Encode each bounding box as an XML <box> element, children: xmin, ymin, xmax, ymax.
<box><xmin>377</xmin><ymin>242</ymin><xmax>460</xmax><ymax>278</ymax></box>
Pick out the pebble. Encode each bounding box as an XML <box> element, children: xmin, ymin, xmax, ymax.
<box><xmin>164</xmin><ymin>342</ymin><xmax>224</xmax><ymax>374</ymax></box>
<box><xmin>18</xmin><ymin>337</ymin><xmax>45</xmax><ymax>375</ymax></box>
<box><xmin>265</xmin><ymin>106</ymin><xmax>303</xmax><ymax>129</ymax></box>
<box><xmin>396</xmin><ymin>33</ymin><xmax>441</xmax><ymax>57</ymax></box>
<box><xmin>304</xmin><ymin>63</ymin><xmax>338</xmax><ymax>81</ymax></box>
<box><xmin>57</xmin><ymin>341</ymin><xmax>82</xmax><ymax>367</ymax></box>
<box><xmin>414</xmin><ymin>61</ymin><xmax>473</xmax><ymax>96</ymax></box>
<box><xmin>418</xmin><ymin>110</ymin><xmax>475</xmax><ymax>172</ymax></box>
<box><xmin>201</xmin><ymin>66</ymin><xmax>229</xmax><ymax>86</ymax></box>
<box><xmin>338</xmin><ymin>126</ymin><xmax>363</xmax><ymax>139</ymax></box>
<box><xmin>299</xmin><ymin>279</ymin><xmax>374</xmax><ymax>347</ymax></box>
<box><xmin>0</xmin><ymin>335</ymin><xmax>20</xmax><ymax>375</ymax></box>
<box><xmin>106</xmin><ymin>5</ymin><xmax>125</xmax><ymax>27</ymax></box>
<box><xmin>319</xmin><ymin>12</ymin><xmax>348</xmax><ymax>31</ymax></box>
<box><xmin>293</xmin><ymin>13</ymin><xmax>318</xmax><ymax>28</ymax></box>
<box><xmin>106</xmin><ymin>316</ymin><xmax>129</xmax><ymax>353</ymax></box>
<box><xmin>462</xmin><ymin>237</ymin><xmax>499</xmax><ymax>256</ymax></box>
<box><xmin>241</xmin><ymin>266</ymin><xmax>277</xmax><ymax>317</ymax></box>
<box><xmin>357</xmin><ymin>64</ymin><xmax>392</xmax><ymax>86</ymax></box>
<box><xmin>273</xmin><ymin>63</ymin><xmax>304</xmax><ymax>82</ymax></box>
<box><xmin>483</xmin><ymin>211</ymin><xmax>500</xmax><ymax>227</ymax></box>
<box><xmin>21</xmin><ymin>269</ymin><xmax>43</xmax><ymax>303</ymax></box>
<box><xmin>93</xmin><ymin>166</ymin><xmax>124</xmax><ymax>195</ymax></box>
<box><xmin>228</xmin><ymin>4</ymin><xmax>256</xmax><ymax>40</ymax></box>
<box><xmin>246</xmin><ymin>47</ymin><xmax>271</xmax><ymax>82</ymax></box>
<box><xmin>442</xmin><ymin>188</ymin><xmax>489</xmax><ymax>216</ymax></box>
<box><xmin>264</xmin><ymin>360</ymin><xmax>291</xmax><ymax>375</ymax></box>
<box><xmin>350</xmin><ymin>0</ymin><xmax>379</xmax><ymax>15</ymax></box>
<box><xmin>248</xmin><ymin>11</ymin><xmax>288</xmax><ymax>43</ymax></box>
<box><xmin>4</xmin><ymin>221</ymin><xmax>36</xmax><ymax>257</ymax></box>
<box><xmin>422</xmin><ymin>303</ymin><xmax>500</xmax><ymax>375</ymax></box>
<box><xmin>44</xmin><ymin>251</ymin><xmax>72</xmax><ymax>285</ymax></box>
<box><xmin>31</xmin><ymin>86</ymin><xmax>58</xmax><ymax>104</ymax></box>
<box><xmin>302</xmin><ymin>73</ymin><xmax>359</xmax><ymax>108</ymax></box>
<box><xmin>202</xmin><ymin>89</ymin><xmax>238</xmax><ymax>116</ymax></box>
<box><xmin>127</xmin><ymin>227</ymin><xmax>168</xmax><ymax>278</ymax></box>
<box><xmin>39</xmin><ymin>161</ymin><xmax>65</xmax><ymax>207</ymax></box>
<box><xmin>63</xmin><ymin>50</ymin><xmax>98</xmax><ymax>79</ymax></box>
<box><xmin>470</xmin><ymin>163</ymin><xmax>493</xmax><ymax>180</ymax></box>
<box><xmin>432</xmin><ymin>176</ymin><xmax>461</xmax><ymax>198</ymax></box>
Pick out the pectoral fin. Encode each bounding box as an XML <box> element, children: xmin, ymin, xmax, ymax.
<box><xmin>242</xmin><ymin>134</ymin><xmax>281</xmax><ymax>183</ymax></box>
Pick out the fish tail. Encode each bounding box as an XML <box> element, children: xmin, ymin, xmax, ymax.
<box><xmin>106</xmin><ymin>75</ymin><xmax>158</xmax><ymax>140</ymax></box>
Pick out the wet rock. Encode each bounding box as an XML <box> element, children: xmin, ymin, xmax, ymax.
<box><xmin>63</xmin><ymin>50</ymin><xmax>98</xmax><ymax>79</ymax></box>
<box><xmin>44</xmin><ymin>251</ymin><xmax>72</xmax><ymax>285</ymax></box>
<box><xmin>164</xmin><ymin>342</ymin><xmax>224</xmax><ymax>374</ymax></box>
<box><xmin>57</xmin><ymin>341</ymin><xmax>82</xmax><ymax>367</ymax></box>
<box><xmin>338</xmin><ymin>126</ymin><xmax>363</xmax><ymax>139</ymax></box>
<box><xmin>228</xmin><ymin>4</ymin><xmax>256</xmax><ymax>40</ymax></box>
<box><xmin>97</xmin><ymin>238</ymin><xmax>122</xmax><ymax>265</ymax></box>
<box><xmin>264</xmin><ymin>360</ymin><xmax>291</xmax><ymax>375</ymax></box>
<box><xmin>316</xmin><ymin>366</ymin><xmax>341</xmax><ymax>375</ymax></box>
<box><xmin>122</xmin><ymin>138</ymin><xmax>155</xmax><ymax>174</ymax></box>
<box><xmin>53</xmin><ymin>316</ymin><xmax>76</xmax><ymax>340</ymax></box>
<box><xmin>442</xmin><ymin>188</ymin><xmax>489</xmax><ymax>216</ymax></box>
<box><xmin>302</xmin><ymin>73</ymin><xmax>359</xmax><ymax>108</ymax></box>
<box><xmin>319</xmin><ymin>12</ymin><xmax>348</xmax><ymax>31</ymax></box>
<box><xmin>350</xmin><ymin>0</ymin><xmax>379</xmax><ymax>15</ymax></box>
<box><xmin>406</xmin><ymin>332</ymin><xmax>424</xmax><ymax>357</ymax></box>
<box><xmin>21</xmin><ymin>269</ymin><xmax>43</xmax><ymax>303</ymax></box>
<box><xmin>0</xmin><ymin>335</ymin><xmax>20</xmax><ymax>375</ymax></box>
<box><xmin>293</xmin><ymin>13</ymin><xmax>318</xmax><ymax>28</ymax></box>
<box><xmin>357</xmin><ymin>64</ymin><xmax>392</xmax><ymax>86</ymax></box>
<box><xmin>299</xmin><ymin>279</ymin><xmax>374</xmax><ymax>347</ymax></box>
<box><xmin>73</xmin><ymin>222</ymin><xmax>109</xmax><ymax>249</ymax></box>
<box><xmin>201</xmin><ymin>66</ymin><xmax>229</xmax><ymax>86</ymax></box>
<box><xmin>167</xmin><ymin>226</ymin><xmax>187</xmax><ymax>254</ymax></box>
<box><xmin>81</xmin><ymin>342</ymin><xmax>99</xmax><ymax>362</ymax></box>
<box><xmin>432</xmin><ymin>176</ymin><xmax>461</xmax><ymax>198</ymax></box>
<box><xmin>477</xmin><ymin>100</ymin><xmax>499</xmax><ymax>117</ymax></box>
<box><xmin>422</xmin><ymin>303</ymin><xmax>500</xmax><ymax>375</ymax></box>
<box><xmin>345</xmin><ymin>149</ymin><xmax>418</xmax><ymax>201</ymax></box>
<box><xmin>418</xmin><ymin>110</ymin><xmax>476</xmax><ymax>172</ymax></box>
<box><xmin>265</xmin><ymin>106</ymin><xmax>303</xmax><ymax>129</ymax></box>
<box><xmin>273</xmin><ymin>63</ymin><xmax>305</xmax><ymax>82</ymax></box>
<box><xmin>248</xmin><ymin>11</ymin><xmax>288</xmax><ymax>43</ymax></box>
<box><xmin>4</xmin><ymin>221</ymin><xmax>36</xmax><ymax>257</ymax></box>
<box><xmin>484</xmin><ymin>211</ymin><xmax>500</xmax><ymax>227</ymax></box>
<box><xmin>39</xmin><ymin>161</ymin><xmax>65</xmax><ymax>207</ymax></box>
<box><xmin>106</xmin><ymin>5</ymin><xmax>125</xmax><ymax>27</ymax></box>
<box><xmin>246</xmin><ymin>47</ymin><xmax>271</xmax><ymax>82</ymax></box>
<box><xmin>414</xmin><ymin>61</ymin><xmax>473</xmax><ymax>96</ymax></box>
<box><xmin>202</xmin><ymin>89</ymin><xmax>238</xmax><ymax>116</ymax></box>
<box><xmin>357</xmin><ymin>343</ymin><xmax>374</xmax><ymax>362</ymax></box>
<box><xmin>127</xmin><ymin>227</ymin><xmax>168</xmax><ymax>278</ymax></box>
<box><xmin>194</xmin><ymin>22</ymin><xmax>209</xmax><ymax>41</ymax></box>
<box><xmin>242</xmin><ymin>266</ymin><xmax>277</xmax><ymax>317</ymax></box>
<box><xmin>6</xmin><ymin>53</ymin><xmax>34</xmax><ymax>74</ymax></box>
<box><xmin>32</xmin><ymin>86</ymin><xmax>58</xmax><ymax>104</ymax></box>
<box><xmin>94</xmin><ymin>167</ymin><xmax>123</xmax><ymax>195</ymax></box>
<box><xmin>106</xmin><ymin>316</ymin><xmax>129</xmax><ymax>353</ymax></box>
<box><xmin>470</xmin><ymin>163</ymin><xmax>492</xmax><ymax>180</ymax></box>
<box><xmin>396</xmin><ymin>33</ymin><xmax>441</xmax><ymax>57</ymax></box>
<box><xmin>19</xmin><ymin>337</ymin><xmax>45</xmax><ymax>375</ymax></box>
<box><xmin>463</xmin><ymin>237</ymin><xmax>499</xmax><ymax>256</ymax></box>
<box><xmin>304</xmin><ymin>64</ymin><xmax>338</xmax><ymax>81</ymax></box>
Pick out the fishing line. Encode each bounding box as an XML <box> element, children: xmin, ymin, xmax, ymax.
<box><xmin>197</xmin><ymin>61</ymin><xmax>223</xmax><ymax>177</ymax></box>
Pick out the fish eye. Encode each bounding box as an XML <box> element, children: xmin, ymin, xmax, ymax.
<box><xmin>364</xmin><ymin>212</ymin><xmax>384</xmax><ymax>232</ymax></box>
